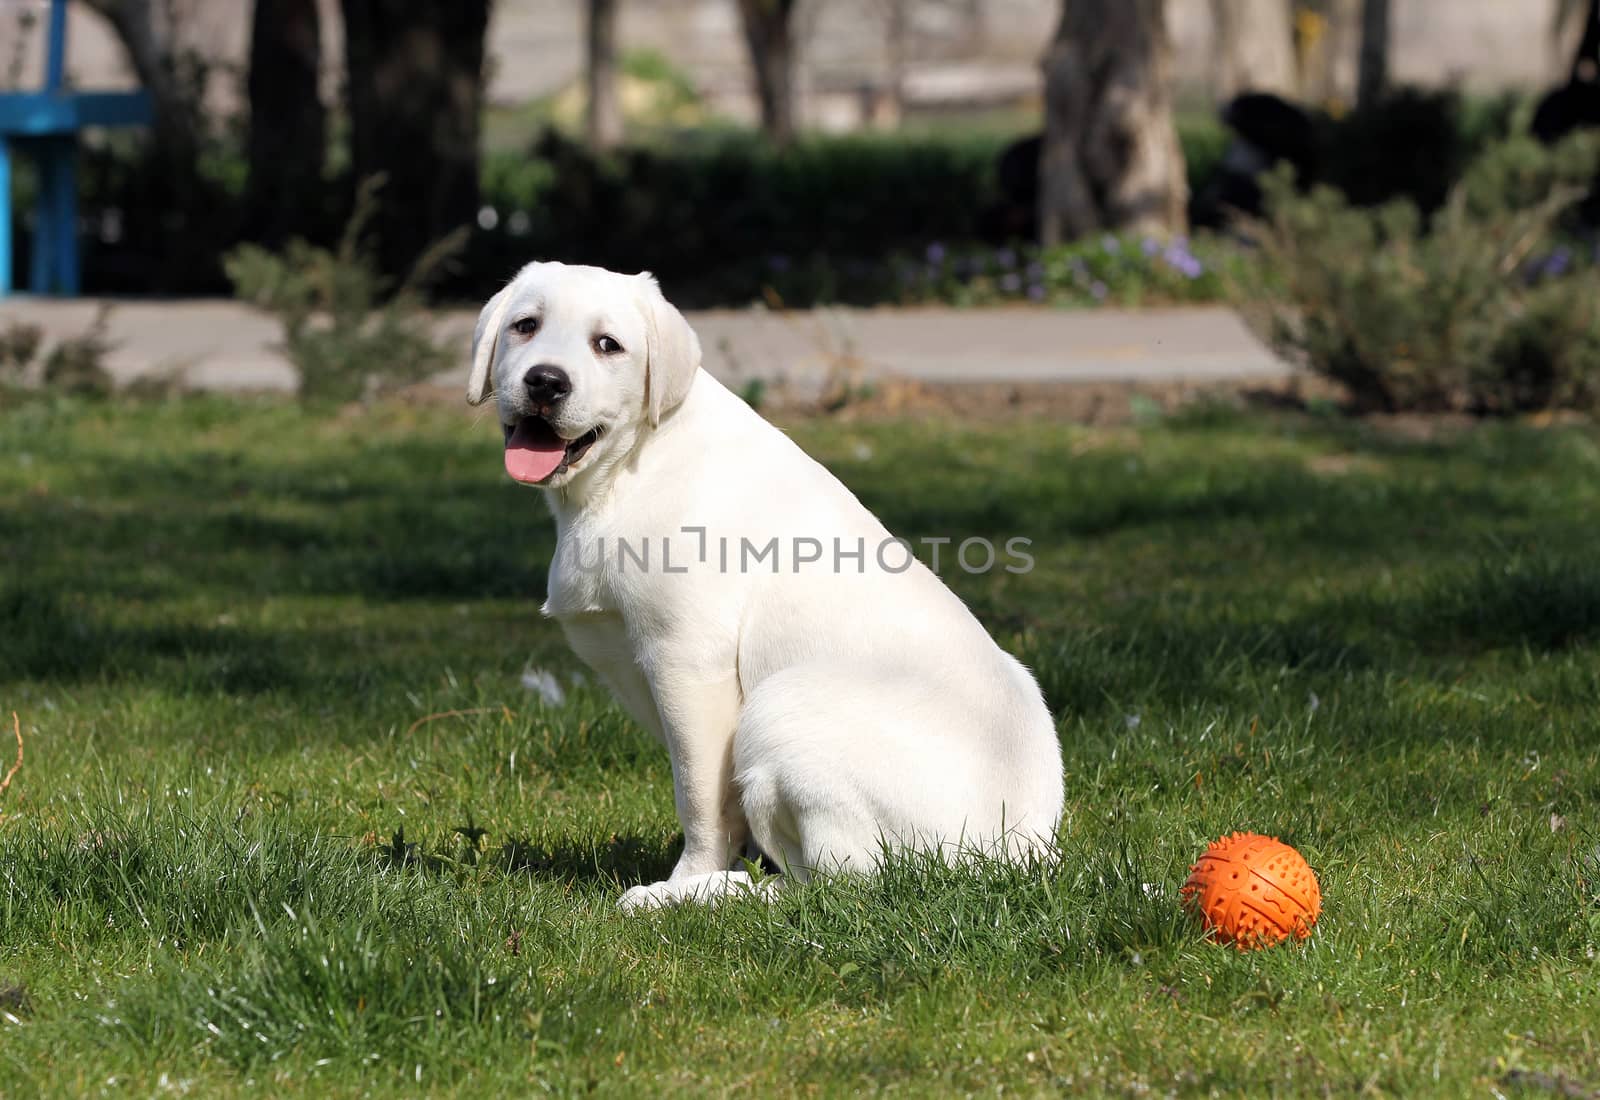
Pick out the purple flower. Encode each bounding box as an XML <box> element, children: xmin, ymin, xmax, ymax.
<box><xmin>1174</xmin><ymin>255</ymin><xmax>1204</xmax><ymax>279</ymax></box>
<box><xmin>1162</xmin><ymin>243</ymin><xmax>1204</xmax><ymax>280</ymax></box>
<box><xmin>1090</xmin><ymin>280</ymin><xmax>1109</xmax><ymax>301</ymax></box>
<box><xmin>1101</xmin><ymin>234</ymin><xmax>1121</xmax><ymax>254</ymax></box>
<box><xmin>926</xmin><ymin>242</ymin><xmax>947</xmax><ymax>265</ymax></box>
<box><xmin>1001</xmin><ymin>272</ymin><xmax>1022</xmax><ymax>293</ymax></box>
<box><xmin>1027</xmin><ymin>283</ymin><xmax>1047</xmax><ymax>302</ymax></box>
<box><xmin>1524</xmin><ymin>246</ymin><xmax>1577</xmax><ymax>283</ymax></box>
<box><xmin>1025</xmin><ymin>260</ymin><xmax>1045</xmax><ymax>280</ymax></box>
<box><xmin>1141</xmin><ymin>236</ymin><xmax>1161</xmax><ymax>257</ymax></box>
<box><xmin>996</xmin><ymin>247</ymin><xmax>1017</xmax><ymax>269</ymax></box>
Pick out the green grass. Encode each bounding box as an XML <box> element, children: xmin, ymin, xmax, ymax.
<box><xmin>2</xmin><ymin>393</ymin><xmax>1598</xmax><ymax>1096</ymax></box>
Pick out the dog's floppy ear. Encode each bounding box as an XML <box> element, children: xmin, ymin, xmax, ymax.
<box><xmin>467</xmin><ymin>282</ymin><xmax>516</xmax><ymax>406</ymax></box>
<box><xmin>638</xmin><ymin>272</ymin><xmax>702</xmax><ymax>426</ymax></box>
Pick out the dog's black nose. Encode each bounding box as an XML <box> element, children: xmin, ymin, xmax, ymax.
<box><xmin>523</xmin><ymin>365</ymin><xmax>571</xmax><ymax>408</ymax></box>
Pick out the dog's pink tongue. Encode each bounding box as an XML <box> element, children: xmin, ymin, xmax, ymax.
<box><xmin>505</xmin><ymin>421</ymin><xmax>565</xmax><ymax>484</ymax></box>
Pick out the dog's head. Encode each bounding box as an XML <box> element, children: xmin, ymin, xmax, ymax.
<box><xmin>467</xmin><ymin>261</ymin><xmax>701</xmax><ymax>493</ymax></box>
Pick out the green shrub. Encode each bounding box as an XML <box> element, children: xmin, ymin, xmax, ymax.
<box><xmin>40</xmin><ymin>307</ymin><xmax>117</xmax><ymax>397</ymax></box>
<box><xmin>470</xmin><ymin>125</ymin><xmax>1262</xmax><ymax>309</ymax></box>
<box><xmin>1246</xmin><ymin>134</ymin><xmax>1600</xmax><ymax>415</ymax></box>
<box><xmin>0</xmin><ymin>322</ymin><xmax>43</xmax><ymax>385</ymax></box>
<box><xmin>470</xmin><ymin>127</ymin><xmax>1012</xmax><ymax>306</ymax></box>
<box><xmin>224</xmin><ymin>178</ymin><xmax>462</xmax><ymax>404</ymax></box>
<box><xmin>46</xmin><ymin>92</ymin><xmax>1546</xmax><ymax>310</ymax></box>
<box><xmin>619</xmin><ymin>48</ymin><xmax>702</xmax><ymax>116</ymax></box>
<box><xmin>1176</xmin><ymin>111</ymin><xmax>1232</xmax><ymax>202</ymax></box>
<box><xmin>1</xmin><ymin>311</ymin><xmax>116</xmax><ymax>398</ymax></box>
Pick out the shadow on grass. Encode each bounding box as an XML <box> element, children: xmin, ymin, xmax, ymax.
<box><xmin>1024</xmin><ymin>616</ymin><xmax>1376</xmax><ymax>721</ymax></box>
<box><xmin>0</xmin><ymin>583</ymin><xmax>306</xmax><ymax>691</ymax></box>
<box><xmin>878</xmin><ymin>462</ymin><xmax>1539</xmax><ymax>549</ymax></box>
<box><xmin>3</xmin><ymin>432</ymin><xmax>558</xmax><ymax>690</ymax></box>
<box><xmin>9</xmin><ymin>487</ymin><xmax>553</xmax><ymax>605</ymax></box>
<box><xmin>496</xmin><ymin>834</ymin><xmax>677</xmax><ymax>887</ymax></box>
<box><xmin>369</xmin><ymin>826</ymin><xmax>677</xmax><ymax>887</ymax></box>
<box><xmin>1023</xmin><ymin>549</ymin><xmax>1600</xmax><ymax>721</ymax></box>
<box><xmin>6</xmin><ymin>406</ymin><xmax>1600</xmax><ymax>727</ymax></box>
<box><xmin>847</xmin><ymin>417</ymin><xmax>1558</xmax><ymax>549</ymax></box>
<box><xmin>1406</xmin><ymin>555</ymin><xmax>1600</xmax><ymax>652</ymax></box>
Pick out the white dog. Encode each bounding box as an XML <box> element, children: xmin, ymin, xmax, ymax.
<box><xmin>468</xmin><ymin>262</ymin><xmax>1064</xmax><ymax>910</ymax></box>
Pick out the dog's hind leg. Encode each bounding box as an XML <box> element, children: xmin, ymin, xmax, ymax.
<box><xmin>733</xmin><ymin>663</ymin><xmax>1056</xmax><ymax>880</ymax></box>
<box><xmin>733</xmin><ymin>667</ymin><xmax>931</xmax><ymax>881</ymax></box>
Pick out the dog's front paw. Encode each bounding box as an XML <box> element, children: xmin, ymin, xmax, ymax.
<box><xmin>616</xmin><ymin>870</ymin><xmax>779</xmax><ymax>913</ymax></box>
<box><xmin>617</xmin><ymin>881</ymin><xmax>675</xmax><ymax>912</ymax></box>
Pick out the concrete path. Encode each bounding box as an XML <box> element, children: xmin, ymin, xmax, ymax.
<box><xmin>0</xmin><ymin>297</ymin><xmax>1290</xmax><ymax>399</ymax></box>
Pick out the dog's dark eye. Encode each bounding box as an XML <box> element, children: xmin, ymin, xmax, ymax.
<box><xmin>595</xmin><ymin>335</ymin><xmax>624</xmax><ymax>355</ymax></box>
<box><xmin>510</xmin><ymin>316</ymin><xmax>539</xmax><ymax>337</ymax></box>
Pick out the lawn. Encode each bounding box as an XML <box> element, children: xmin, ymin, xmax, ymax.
<box><xmin>1</xmin><ymin>393</ymin><xmax>1597</xmax><ymax>1097</ymax></box>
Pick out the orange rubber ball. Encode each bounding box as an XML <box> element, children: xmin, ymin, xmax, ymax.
<box><xmin>1180</xmin><ymin>832</ymin><xmax>1321</xmax><ymax>949</ymax></box>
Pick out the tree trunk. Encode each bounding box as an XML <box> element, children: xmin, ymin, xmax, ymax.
<box><xmin>1356</xmin><ymin>0</ymin><xmax>1390</xmax><ymax>107</ymax></box>
<box><xmin>247</xmin><ymin>0</ymin><xmax>326</xmax><ymax>245</ymax></box>
<box><xmin>586</xmin><ymin>0</ymin><xmax>623</xmax><ymax>150</ymax></box>
<box><xmin>340</xmin><ymin>0</ymin><xmax>491</xmax><ymax>278</ymax></box>
<box><xmin>1210</xmin><ymin>0</ymin><xmax>1298</xmax><ymax>99</ymax></box>
<box><xmin>1039</xmin><ymin>0</ymin><xmax>1187</xmax><ymax>244</ymax></box>
<box><xmin>857</xmin><ymin>0</ymin><xmax>909</xmax><ymax>129</ymax></box>
<box><xmin>737</xmin><ymin>0</ymin><xmax>799</xmax><ymax>145</ymax></box>
<box><xmin>79</xmin><ymin>0</ymin><xmax>199</xmax><ymax>169</ymax></box>
<box><xmin>1295</xmin><ymin>0</ymin><xmax>1359</xmax><ymax>105</ymax></box>
<box><xmin>1571</xmin><ymin>0</ymin><xmax>1600</xmax><ymax>82</ymax></box>
<box><xmin>962</xmin><ymin>0</ymin><xmax>987</xmax><ymax>53</ymax></box>
<box><xmin>882</xmin><ymin>0</ymin><xmax>907</xmax><ymax>128</ymax></box>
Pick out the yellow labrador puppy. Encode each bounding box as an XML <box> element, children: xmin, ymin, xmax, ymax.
<box><xmin>468</xmin><ymin>262</ymin><xmax>1063</xmax><ymax>910</ymax></box>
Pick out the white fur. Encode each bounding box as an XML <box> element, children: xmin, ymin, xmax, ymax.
<box><xmin>470</xmin><ymin>262</ymin><xmax>1065</xmax><ymax>911</ymax></box>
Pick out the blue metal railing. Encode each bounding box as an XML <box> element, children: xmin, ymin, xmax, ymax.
<box><xmin>0</xmin><ymin>0</ymin><xmax>153</xmax><ymax>295</ymax></box>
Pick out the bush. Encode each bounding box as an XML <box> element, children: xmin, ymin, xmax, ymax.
<box><xmin>51</xmin><ymin>122</ymin><xmax>1240</xmax><ymax>307</ymax></box>
<box><xmin>470</xmin><ymin>128</ymin><xmax>1011</xmax><ymax>306</ymax></box>
<box><xmin>406</xmin><ymin>100</ymin><xmax>1530</xmax><ymax>309</ymax></box>
<box><xmin>0</xmin><ymin>311</ymin><xmax>116</xmax><ymax>398</ymax></box>
<box><xmin>469</xmin><ymin>123</ymin><xmax>1262</xmax><ymax>308</ymax></box>
<box><xmin>224</xmin><ymin>179</ymin><xmax>461</xmax><ymax>404</ymax></box>
<box><xmin>34</xmin><ymin>92</ymin><xmax>1539</xmax><ymax>309</ymax></box>
<box><xmin>1246</xmin><ymin>134</ymin><xmax>1600</xmax><ymax>415</ymax></box>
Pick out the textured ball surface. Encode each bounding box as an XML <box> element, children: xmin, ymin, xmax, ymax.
<box><xmin>1180</xmin><ymin>832</ymin><xmax>1321</xmax><ymax>949</ymax></box>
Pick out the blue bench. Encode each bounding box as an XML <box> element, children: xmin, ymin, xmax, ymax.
<box><xmin>0</xmin><ymin>0</ymin><xmax>151</xmax><ymax>295</ymax></box>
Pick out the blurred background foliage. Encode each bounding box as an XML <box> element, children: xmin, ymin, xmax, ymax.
<box><xmin>4</xmin><ymin>0</ymin><xmax>1599</xmax><ymax>413</ymax></box>
<box><xmin>3</xmin><ymin>81</ymin><xmax>1544</xmax><ymax>306</ymax></box>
